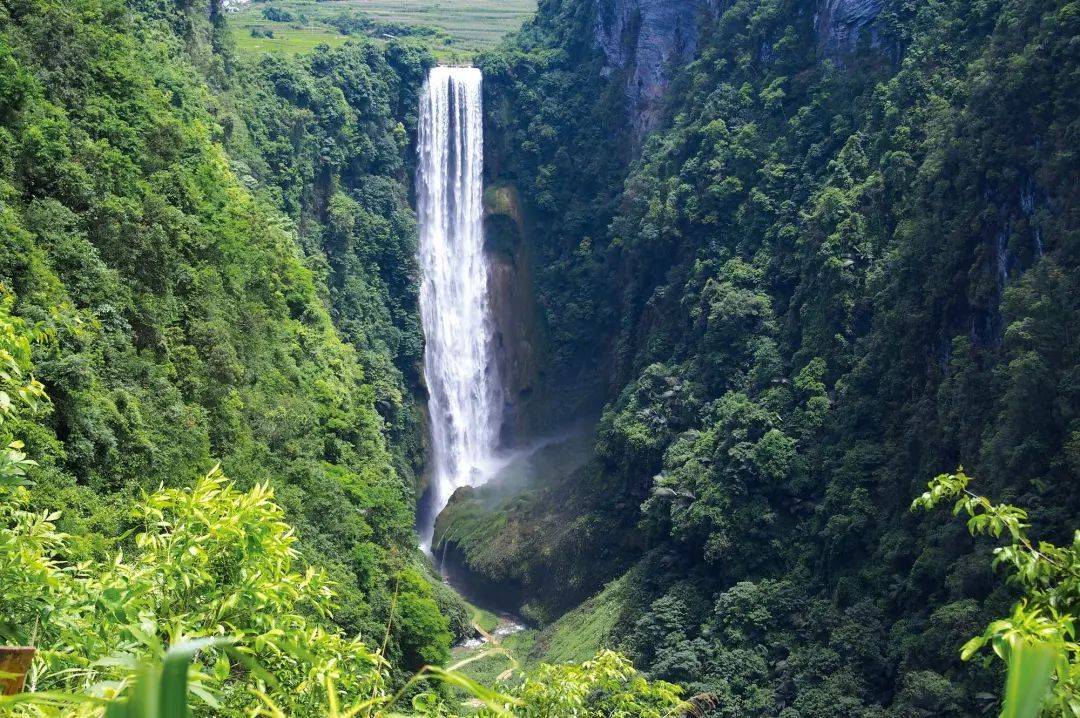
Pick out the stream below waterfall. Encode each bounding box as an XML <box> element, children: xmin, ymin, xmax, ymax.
<box><xmin>432</xmin><ymin>427</ymin><xmax>595</xmax><ymax>628</ymax></box>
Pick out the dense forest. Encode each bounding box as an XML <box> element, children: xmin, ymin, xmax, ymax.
<box><xmin>0</xmin><ymin>0</ymin><xmax>1077</xmax><ymax>715</ymax></box>
<box><xmin>0</xmin><ymin>0</ymin><xmax>694</xmax><ymax>714</ymax></box>
<box><xmin>437</xmin><ymin>0</ymin><xmax>1080</xmax><ymax>714</ymax></box>
<box><xmin>0</xmin><ymin>0</ymin><xmax>472</xmax><ymax>674</ymax></box>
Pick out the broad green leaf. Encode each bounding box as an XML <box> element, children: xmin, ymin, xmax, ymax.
<box><xmin>160</xmin><ymin>637</ymin><xmax>232</xmax><ymax>718</ymax></box>
<box><xmin>1001</xmin><ymin>640</ymin><xmax>1059</xmax><ymax>718</ymax></box>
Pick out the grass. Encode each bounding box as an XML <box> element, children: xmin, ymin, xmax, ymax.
<box><xmin>452</xmin><ymin>630</ymin><xmax>536</xmax><ymax>692</ymax></box>
<box><xmin>527</xmin><ymin>571</ymin><xmax>630</xmax><ymax>666</ymax></box>
<box><xmin>233</xmin><ymin>21</ymin><xmax>349</xmax><ymax>55</ymax></box>
<box><xmin>228</xmin><ymin>0</ymin><xmax>536</xmax><ymax>59</ymax></box>
<box><xmin>448</xmin><ymin>600</ymin><xmax>537</xmax><ymax>713</ymax></box>
<box><xmin>451</xmin><ymin>569</ymin><xmax>631</xmax><ymax>698</ymax></box>
<box><xmin>470</xmin><ymin>605</ymin><xmax>501</xmax><ymax>634</ymax></box>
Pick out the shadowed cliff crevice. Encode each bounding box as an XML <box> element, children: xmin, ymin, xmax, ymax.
<box><xmin>483</xmin><ymin>181</ymin><xmax>548</xmax><ymax>442</ymax></box>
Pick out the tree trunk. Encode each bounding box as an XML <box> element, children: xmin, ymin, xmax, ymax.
<box><xmin>0</xmin><ymin>646</ymin><xmax>35</xmax><ymax>696</ymax></box>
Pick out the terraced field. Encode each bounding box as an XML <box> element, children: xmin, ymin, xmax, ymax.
<box><xmin>229</xmin><ymin>0</ymin><xmax>536</xmax><ymax>58</ymax></box>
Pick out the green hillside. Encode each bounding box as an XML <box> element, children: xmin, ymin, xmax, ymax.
<box><xmin>1</xmin><ymin>0</ymin><xmax>1078</xmax><ymax>715</ymax></box>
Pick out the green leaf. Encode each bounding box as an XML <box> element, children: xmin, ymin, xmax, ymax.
<box><xmin>961</xmin><ymin>636</ymin><xmax>986</xmax><ymax>661</ymax></box>
<box><xmin>123</xmin><ymin>662</ymin><xmax>162</xmax><ymax>718</ymax></box>
<box><xmin>160</xmin><ymin>638</ymin><xmax>232</xmax><ymax>718</ymax></box>
<box><xmin>212</xmin><ymin>656</ymin><xmax>230</xmax><ymax>682</ymax></box>
<box><xmin>1000</xmin><ymin>639</ymin><xmax>1059</xmax><ymax>718</ymax></box>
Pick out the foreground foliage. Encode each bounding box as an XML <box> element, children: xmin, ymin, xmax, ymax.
<box><xmin>0</xmin><ymin>297</ymin><xmax>688</xmax><ymax>716</ymax></box>
<box><xmin>2</xmin><ymin>466</ymin><xmax>687</xmax><ymax>716</ymax></box>
<box><xmin>914</xmin><ymin>470</ymin><xmax>1080</xmax><ymax>715</ymax></box>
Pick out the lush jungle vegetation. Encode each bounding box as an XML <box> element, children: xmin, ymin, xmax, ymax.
<box><xmin>0</xmin><ymin>0</ymin><xmax>465</xmax><ymax>680</ymax></box>
<box><xmin>432</xmin><ymin>0</ymin><xmax>1080</xmax><ymax>714</ymax></box>
<box><xmin>0</xmin><ymin>0</ymin><xmax>688</xmax><ymax>714</ymax></box>
<box><xmin>1</xmin><ymin>0</ymin><xmax>1077</xmax><ymax>715</ymax></box>
<box><xmin>0</xmin><ymin>294</ymin><xmax>689</xmax><ymax>716</ymax></box>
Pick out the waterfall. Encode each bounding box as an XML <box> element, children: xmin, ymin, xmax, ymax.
<box><xmin>416</xmin><ymin>66</ymin><xmax>501</xmax><ymax>550</ymax></box>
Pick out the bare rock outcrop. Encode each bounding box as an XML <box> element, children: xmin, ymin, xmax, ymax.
<box><xmin>815</xmin><ymin>0</ymin><xmax>883</xmax><ymax>56</ymax></box>
<box><xmin>592</xmin><ymin>0</ymin><xmax>718</xmax><ymax>136</ymax></box>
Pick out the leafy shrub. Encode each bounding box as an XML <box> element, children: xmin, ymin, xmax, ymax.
<box><xmin>914</xmin><ymin>469</ymin><xmax>1079</xmax><ymax>715</ymax></box>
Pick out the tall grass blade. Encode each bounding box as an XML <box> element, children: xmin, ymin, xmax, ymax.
<box><xmin>1001</xmin><ymin>640</ymin><xmax>1059</xmax><ymax>718</ymax></box>
<box><xmin>160</xmin><ymin>638</ymin><xmax>232</xmax><ymax>718</ymax></box>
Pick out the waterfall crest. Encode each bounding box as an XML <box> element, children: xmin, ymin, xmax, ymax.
<box><xmin>416</xmin><ymin>66</ymin><xmax>501</xmax><ymax>550</ymax></box>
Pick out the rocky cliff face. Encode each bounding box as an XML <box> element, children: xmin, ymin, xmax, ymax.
<box><xmin>592</xmin><ymin>0</ymin><xmax>718</xmax><ymax>137</ymax></box>
<box><xmin>814</xmin><ymin>0</ymin><xmax>883</xmax><ymax>55</ymax></box>
<box><xmin>483</xmin><ymin>183</ymin><xmax>543</xmax><ymax>442</ymax></box>
<box><xmin>592</xmin><ymin>0</ymin><xmax>885</xmax><ymax>134</ymax></box>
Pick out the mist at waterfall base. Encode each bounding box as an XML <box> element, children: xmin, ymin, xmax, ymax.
<box><xmin>416</xmin><ymin>422</ymin><xmax>595</xmax><ymax>551</ymax></box>
<box><xmin>430</xmin><ymin>427</ymin><xmax>595</xmax><ymax>625</ymax></box>
<box><xmin>415</xmin><ymin>66</ymin><xmax>503</xmax><ymax>552</ymax></box>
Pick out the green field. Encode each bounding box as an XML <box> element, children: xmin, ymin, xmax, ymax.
<box><xmin>229</xmin><ymin>0</ymin><xmax>536</xmax><ymax>58</ymax></box>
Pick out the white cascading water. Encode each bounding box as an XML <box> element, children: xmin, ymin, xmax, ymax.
<box><xmin>416</xmin><ymin>66</ymin><xmax>501</xmax><ymax>550</ymax></box>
